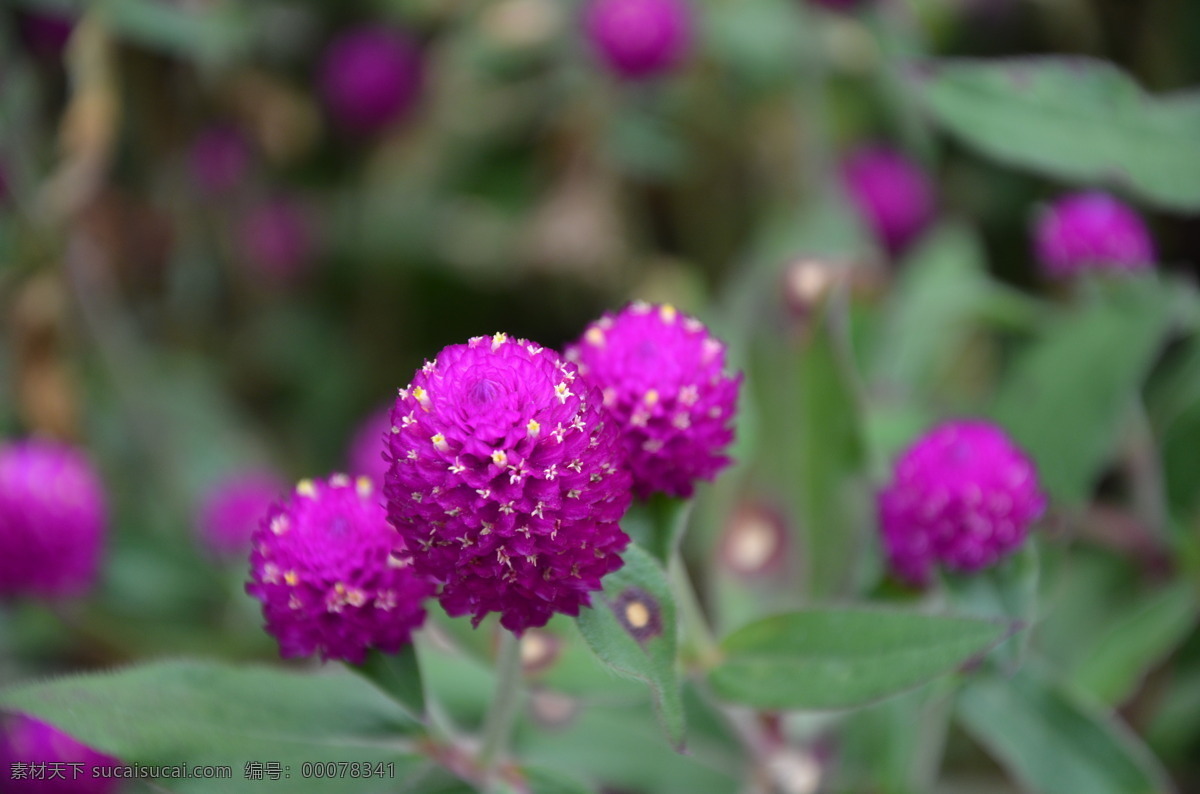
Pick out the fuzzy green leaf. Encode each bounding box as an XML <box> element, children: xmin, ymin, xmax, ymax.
<box><xmin>708</xmin><ymin>609</ymin><xmax>1008</xmax><ymax>710</ymax></box>
<box><xmin>0</xmin><ymin>659</ymin><xmax>423</xmax><ymax>793</ymax></box>
<box><xmin>914</xmin><ymin>56</ymin><xmax>1200</xmax><ymax>211</ymax></box>
<box><xmin>958</xmin><ymin>665</ymin><xmax>1172</xmax><ymax>794</ymax></box>
<box><xmin>575</xmin><ymin>544</ymin><xmax>685</xmax><ymax>750</ymax></box>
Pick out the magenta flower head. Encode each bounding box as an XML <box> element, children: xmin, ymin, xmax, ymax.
<box><xmin>197</xmin><ymin>469</ymin><xmax>285</xmax><ymax>559</ymax></box>
<box><xmin>842</xmin><ymin>144</ymin><xmax>936</xmax><ymax>257</ymax></box>
<box><xmin>348</xmin><ymin>405</ymin><xmax>393</xmax><ymax>488</ymax></box>
<box><xmin>188</xmin><ymin>125</ymin><xmax>252</xmax><ymax>197</ymax></box>
<box><xmin>0</xmin><ymin>714</ymin><xmax>120</xmax><ymax>794</ymax></box>
<box><xmin>237</xmin><ymin>197</ymin><xmax>315</xmax><ymax>282</ymax></box>
<box><xmin>565</xmin><ymin>302</ymin><xmax>741</xmax><ymax>500</ymax></box>
<box><xmin>584</xmin><ymin>0</ymin><xmax>693</xmax><ymax>80</ymax></box>
<box><xmin>246</xmin><ymin>475</ymin><xmax>433</xmax><ymax>663</ymax></box>
<box><xmin>319</xmin><ymin>26</ymin><xmax>423</xmax><ymax>135</ymax></box>
<box><xmin>0</xmin><ymin>440</ymin><xmax>107</xmax><ymax>601</ymax></box>
<box><xmin>1034</xmin><ymin>191</ymin><xmax>1155</xmax><ymax>279</ymax></box>
<box><xmin>877</xmin><ymin>420</ymin><xmax>1046</xmax><ymax>586</ymax></box>
<box><xmin>385</xmin><ymin>334</ymin><xmax>633</xmax><ymax>634</ymax></box>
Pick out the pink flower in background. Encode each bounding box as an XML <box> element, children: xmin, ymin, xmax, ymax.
<box><xmin>385</xmin><ymin>334</ymin><xmax>632</xmax><ymax>634</ymax></box>
<box><xmin>584</xmin><ymin>0</ymin><xmax>693</xmax><ymax>80</ymax></box>
<box><xmin>0</xmin><ymin>714</ymin><xmax>120</xmax><ymax>794</ymax></box>
<box><xmin>842</xmin><ymin>144</ymin><xmax>936</xmax><ymax>258</ymax></box>
<box><xmin>566</xmin><ymin>302</ymin><xmax>741</xmax><ymax>499</ymax></box>
<box><xmin>319</xmin><ymin>26</ymin><xmax>424</xmax><ymax>134</ymax></box>
<box><xmin>246</xmin><ymin>475</ymin><xmax>433</xmax><ymax>663</ymax></box>
<box><xmin>16</xmin><ymin>11</ymin><xmax>75</xmax><ymax>59</ymax></box>
<box><xmin>1034</xmin><ymin>191</ymin><xmax>1155</xmax><ymax>278</ymax></box>
<box><xmin>347</xmin><ymin>405</ymin><xmax>393</xmax><ymax>488</ymax></box>
<box><xmin>877</xmin><ymin>421</ymin><xmax>1046</xmax><ymax>586</ymax></box>
<box><xmin>237</xmin><ymin>198</ymin><xmax>316</xmax><ymax>282</ymax></box>
<box><xmin>188</xmin><ymin>125</ymin><xmax>252</xmax><ymax>197</ymax></box>
<box><xmin>197</xmin><ymin>469</ymin><xmax>285</xmax><ymax>559</ymax></box>
<box><xmin>0</xmin><ymin>440</ymin><xmax>107</xmax><ymax>600</ymax></box>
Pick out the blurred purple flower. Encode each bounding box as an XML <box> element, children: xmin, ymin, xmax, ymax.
<box><xmin>17</xmin><ymin>11</ymin><xmax>75</xmax><ymax>59</ymax></box>
<box><xmin>842</xmin><ymin>144</ymin><xmax>936</xmax><ymax>258</ymax></box>
<box><xmin>188</xmin><ymin>125</ymin><xmax>252</xmax><ymax>197</ymax></box>
<box><xmin>877</xmin><ymin>420</ymin><xmax>1046</xmax><ymax>586</ymax></box>
<box><xmin>237</xmin><ymin>197</ymin><xmax>315</xmax><ymax>282</ymax></box>
<box><xmin>246</xmin><ymin>475</ymin><xmax>433</xmax><ymax>663</ymax></box>
<box><xmin>385</xmin><ymin>334</ymin><xmax>632</xmax><ymax>634</ymax></box>
<box><xmin>347</xmin><ymin>405</ymin><xmax>393</xmax><ymax>488</ymax></box>
<box><xmin>566</xmin><ymin>302</ymin><xmax>741</xmax><ymax>499</ymax></box>
<box><xmin>197</xmin><ymin>469</ymin><xmax>286</xmax><ymax>559</ymax></box>
<box><xmin>1034</xmin><ymin>191</ymin><xmax>1155</xmax><ymax>278</ymax></box>
<box><xmin>0</xmin><ymin>440</ymin><xmax>107</xmax><ymax>600</ymax></box>
<box><xmin>584</xmin><ymin>0</ymin><xmax>693</xmax><ymax>80</ymax></box>
<box><xmin>319</xmin><ymin>26</ymin><xmax>424</xmax><ymax>134</ymax></box>
<box><xmin>0</xmin><ymin>714</ymin><xmax>120</xmax><ymax>794</ymax></box>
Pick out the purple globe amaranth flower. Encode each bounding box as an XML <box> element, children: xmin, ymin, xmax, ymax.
<box><xmin>1034</xmin><ymin>191</ymin><xmax>1155</xmax><ymax>278</ymax></box>
<box><xmin>198</xmin><ymin>469</ymin><xmax>286</xmax><ymax>559</ymax></box>
<box><xmin>238</xmin><ymin>197</ymin><xmax>315</xmax><ymax>282</ymax></box>
<box><xmin>877</xmin><ymin>420</ymin><xmax>1046</xmax><ymax>586</ymax></box>
<box><xmin>348</xmin><ymin>404</ymin><xmax>393</xmax><ymax>488</ymax></box>
<box><xmin>188</xmin><ymin>124</ymin><xmax>252</xmax><ymax>197</ymax></box>
<box><xmin>385</xmin><ymin>334</ymin><xmax>633</xmax><ymax>634</ymax></box>
<box><xmin>0</xmin><ymin>440</ymin><xmax>107</xmax><ymax>600</ymax></box>
<box><xmin>246</xmin><ymin>475</ymin><xmax>433</xmax><ymax>663</ymax></box>
<box><xmin>565</xmin><ymin>302</ymin><xmax>741</xmax><ymax>500</ymax></box>
<box><xmin>842</xmin><ymin>144</ymin><xmax>936</xmax><ymax>258</ymax></box>
<box><xmin>319</xmin><ymin>26</ymin><xmax>423</xmax><ymax>135</ymax></box>
<box><xmin>0</xmin><ymin>714</ymin><xmax>120</xmax><ymax>794</ymax></box>
<box><xmin>584</xmin><ymin>0</ymin><xmax>693</xmax><ymax>80</ymax></box>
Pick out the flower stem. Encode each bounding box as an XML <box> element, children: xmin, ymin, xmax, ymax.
<box><xmin>670</xmin><ymin>549</ymin><xmax>722</xmax><ymax>670</ymax></box>
<box><xmin>477</xmin><ymin>629</ymin><xmax>524</xmax><ymax>776</ymax></box>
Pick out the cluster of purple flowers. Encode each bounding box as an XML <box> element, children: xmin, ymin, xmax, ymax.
<box><xmin>243</xmin><ymin>303</ymin><xmax>741</xmax><ymax>655</ymax></box>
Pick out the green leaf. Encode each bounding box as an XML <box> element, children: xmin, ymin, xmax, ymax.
<box><xmin>990</xmin><ymin>278</ymin><xmax>1174</xmax><ymax>505</ymax></box>
<box><xmin>102</xmin><ymin>0</ymin><xmax>255</xmax><ymax>65</ymax></box>
<box><xmin>957</xmin><ymin>665</ymin><xmax>1172</xmax><ymax>794</ymax></box>
<box><xmin>708</xmin><ymin>608</ymin><xmax>1009</xmax><ymax>710</ymax></box>
<box><xmin>516</xmin><ymin>690</ymin><xmax>739</xmax><ymax>794</ymax></box>
<box><xmin>512</xmin><ymin>766</ymin><xmax>596</xmax><ymax>794</ymax></box>
<box><xmin>354</xmin><ymin>644</ymin><xmax>426</xmax><ymax>720</ymax></box>
<box><xmin>1070</xmin><ymin>580</ymin><xmax>1197</xmax><ymax>704</ymax></box>
<box><xmin>870</xmin><ymin>223</ymin><xmax>1041</xmax><ymax>395</ymax></box>
<box><xmin>944</xmin><ymin>544</ymin><xmax>1040</xmax><ymax>671</ymax></box>
<box><xmin>0</xmin><ymin>659</ymin><xmax>424</xmax><ymax>793</ymax></box>
<box><xmin>575</xmin><ymin>544</ymin><xmax>686</xmax><ymax>750</ymax></box>
<box><xmin>913</xmin><ymin>56</ymin><xmax>1200</xmax><ymax>211</ymax></box>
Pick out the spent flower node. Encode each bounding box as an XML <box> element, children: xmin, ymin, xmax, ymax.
<box><xmin>247</xmin><ymin>475</ymin><xmax>433</xmax><ymax>663</ymax></box>
<box><xmin>566</xmin><ymin>302</ymin><xmax>741</xmax><ymax>499</ymax></box>
<box><xmin>385</xmin><ymin>335</ymin><xmax>633</xmax><ymax>634</ymax></box>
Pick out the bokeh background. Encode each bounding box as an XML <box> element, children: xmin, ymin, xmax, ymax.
<box><xmin>4</xmin><ymin>0</ymin><xmax>1200</xmax><ymax>792</ymax></box>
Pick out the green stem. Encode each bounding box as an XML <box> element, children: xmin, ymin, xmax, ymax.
<box><xmin>477</xmin><ymin>630</ymin><xmax>524</xmax><ymax>775</ymax></box>
<box><xmin>670</xmin><ymin>550</ymin><xmax>722</xmax><ymax>670</ymax></box>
